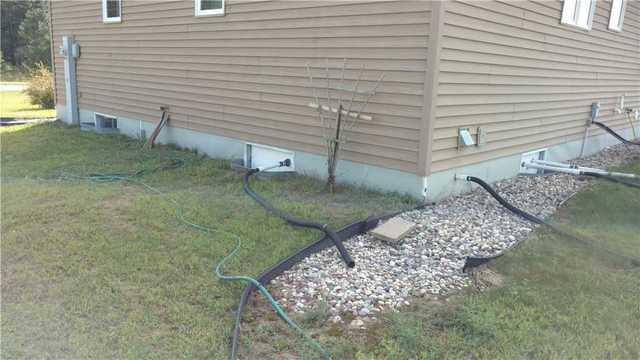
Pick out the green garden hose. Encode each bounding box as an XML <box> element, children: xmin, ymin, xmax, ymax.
<box><xmin>60</xmin><ymin>162</ymin><xmax>331</xmax><ymax>359</ymax></box>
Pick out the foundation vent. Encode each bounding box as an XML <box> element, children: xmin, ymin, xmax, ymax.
<box><xmin>82</xmin><ymin>113</ymin><xmax>119</xmax><ymax>133</ymax></box>
<box><xmin>245</xmin><ymin>143</ymin><xmax>295</xmax><ymax>172</ymax></box>
<box><xmin>519</xmin><ymin>149</ymin><xmax>547</xmax><ymax>175</ymax></box>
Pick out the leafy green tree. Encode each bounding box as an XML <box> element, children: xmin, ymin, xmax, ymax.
<box><xmin>16</xmin><ymin>3</ymin><xmax>51</xmax><ymax>68</ymax></box>
<box><xmin>1</xmin><ymin>0</ymin><xmax>50</xmax><ymax>69</ymax></box>
<box><xmin>1</xmin><ymin>0</ymin><xmax>33</xmax><ymax>65</ymax></box>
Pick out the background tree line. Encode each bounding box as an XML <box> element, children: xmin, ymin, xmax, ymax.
<box><xmin>1</xmin><ymin>0</ymin><xmax>51</xmax><ymax>80</ymax></box>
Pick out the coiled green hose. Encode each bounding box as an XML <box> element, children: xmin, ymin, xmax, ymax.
<box><xmin>60</xmin><ymin>162</ymin><xmax>331</xmax><ymax>359</ymax></box>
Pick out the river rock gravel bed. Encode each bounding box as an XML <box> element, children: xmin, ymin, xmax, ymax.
<box><xmin>270</xmin><ymin>143</ymin><xmax>640</xmax><ymax>323</ymax></box>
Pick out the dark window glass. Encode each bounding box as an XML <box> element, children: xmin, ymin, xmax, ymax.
<box><xmin>106</xmin><ymin>0</ymin><xmax>120</xmax><ymax>18</ymax></box>
<box><xmin>201</xmin><ymin>0</ymin><xmax>222</xmax><ymax>11</ymax></box>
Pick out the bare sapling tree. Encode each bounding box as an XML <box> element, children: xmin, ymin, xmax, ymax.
<box><xmin>306</xmin><ymin>59</ymin><xmax>384</xmax><ymax>193</ymax></box>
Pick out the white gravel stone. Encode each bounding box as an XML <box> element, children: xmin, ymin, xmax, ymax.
<box><xmin>349</xmin><ymin>319</ymin><xmax>365</xmax><ymax>329</ymax></box>
<box><xmin>271</xmin><ymin>143</ymin><xmax>640</xmax><ymax>322</ymax></box>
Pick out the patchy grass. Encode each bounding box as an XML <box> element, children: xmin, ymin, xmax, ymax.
<box><xmin>2</xmin><ymin>122</ymin><xmax>639</xmax><ymax>359</ymax></box>
<box><xmin>0</xmin><ymin>90</ymin><xmax>56</xmax><ymax>119</ymax></box>
<box><xmin>0</xmin><ymin>122</ymin><xmax>414</xmax><ymax>359</ymax></box>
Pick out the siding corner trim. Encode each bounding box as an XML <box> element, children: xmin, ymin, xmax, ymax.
<box><xmin>420</xmin><ymin>0</ymin><xmax>446</xmax><ymax>176</ymax></box>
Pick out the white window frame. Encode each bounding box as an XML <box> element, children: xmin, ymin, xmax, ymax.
<box><xmin>608</xmin><ymin>0</ymin><xmax>626</xmax><ymax>31</ymax></box>
<box><xmin>102</xmin><ymin>0</ymin><xmax>121</xmax><ymax>23</ymax></box>
<box><xmin>560</xmin><ymin>0</ymin><xmax>597</xmax><ymax>30</ymax></box>
<box><xmin>195</xmin><ymin>0</ymin><xmax>225</xmax><ymax>16</ymax></box>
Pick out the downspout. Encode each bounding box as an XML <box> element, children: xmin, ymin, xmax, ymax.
<box><xmin>419</xmin><ymin>1</ymin><xmax>446</xmax><ymax>196</ymax></box>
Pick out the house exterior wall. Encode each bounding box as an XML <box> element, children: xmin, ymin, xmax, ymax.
<box><xmin>50</xmin><ymin>0</ymin><xmax>432</xmax><ymax>175</ymax></box>
<box><xmin>50</xmin><ymin>0</ymin><xmax>640</xmax><ymax>198</ymax></box>
<box><xmin>430</xmin><ymin>0</ymin><xmax>640</xmax><ymax>173</ymax></box>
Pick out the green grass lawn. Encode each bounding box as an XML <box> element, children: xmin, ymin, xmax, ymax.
<box><xmin>1</xmin><ymin>123</ymin><xmax>639</xmax><ymax>359</ymax></box>
<box><xmin>0</xmin><ymin>90</ymin><xmax>56</xmax><ymax>119</ymax></box>
<box><xmin>0</xmin><ymin>122</ymin><xmax>414</xmax><ymax>359</ymax></box>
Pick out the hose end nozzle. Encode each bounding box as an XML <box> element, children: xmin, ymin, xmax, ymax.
<box><xmin>454</xmin><ymin>174</ymin><xmax>470</xmax><ymax>181</ymax></box>
<box><xmin>280</xmin><ymin>158</ymin><xmax>292</xmax><ymax>167</ymax></box>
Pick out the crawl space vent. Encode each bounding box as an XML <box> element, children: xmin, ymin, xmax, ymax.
<box><xmin>81</xmin><ymin>113</ymin><xmax>119</xmax><ymax>133</ymax></box>
<box><xmin>245</xmin><ymin>143</ymin><xmax>295</xmax><ymax>172</ymax></box>
<box><xmin>519</xmin><ymin>148</ymin><xmax>547</xmax><ymax>175</ymax></box>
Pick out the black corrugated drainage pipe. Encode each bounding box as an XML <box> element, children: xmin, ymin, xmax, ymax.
<box><xmin>243</xmin><ymin>159</ymin><xmax>355</xmax><ymax>268</ymax></box>
<box><xmin>581</xmin><ymin>171</ymin><xmax>640</xmax><ymax>189</ymax></box>
<box><xmin>592</xmin><ymin>121</ymin><xmax>640</xmax><ymax>146</ymax></box>
<box><xmin>456</xmin><ymin>175</ymin><xmax>640</xmax><ymax>272</ymax></box>
<box><xmin>229</xmin><ymin>215</ymin><xmax>380</xmax><ymax>359</ymax></box>
<box><xmin>232</xmin><ymin>168</ymin><xmax>430</xmax><ymax>358</ymax></box>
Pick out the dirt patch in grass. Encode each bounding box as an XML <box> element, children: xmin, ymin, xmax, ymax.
<box><xmin>469</xmin><ymin>267</ymin><xmax>505</xmax><ymax>291</ymax></box>
<box><xmin>97</xmin><ymin>184</ymin><xmax>143</xmax><ymax>212</ymax></box>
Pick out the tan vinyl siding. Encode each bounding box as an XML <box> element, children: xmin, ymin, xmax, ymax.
<box><xmin>50</xmin><ymin>0</ymin><xmax>431</xmax><ymax>173</ymax></box>
<box><xmin>431</xmin><ymin>0</ymin><xmax>640</xmax><ymax>172</ymax></box>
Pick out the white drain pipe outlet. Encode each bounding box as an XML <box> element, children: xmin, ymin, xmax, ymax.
<box><xmin>522</xmin><ymin>162</ymin><xmax>583</xmax><ymax>175</ymax></box>
<box><xmin>530</xmin><ymin>159</ymin><xmax>638</xmax><ymax>179</ymax></box>
<box><xmin>531</xmin><ymin>159</ymin><xmax>574</xmax><ymax>169</ymax></box>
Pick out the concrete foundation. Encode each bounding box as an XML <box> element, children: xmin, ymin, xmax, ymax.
<box><xmin>58</xmin><ymin>105</ymin><xmax>427</xmax><ymax>197</ymax></box>
<box><xmin>57</xmin><ymin>104</ymin><xmax>639</xmax><ymax>201</ymax></box>
<box><xmin>425</xmin><ymin>124</ymin><xmax>640</xmax><ymax>201</ymax></box>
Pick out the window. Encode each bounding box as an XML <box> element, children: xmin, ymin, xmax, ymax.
<box><xmin>195</xmin><ymin>0</ymin><xmax>224</xmax><ymax>16</ymax></box>
<box><xmin>102</xmin><ymin>0</ymin><xmax>121</xmax><ymax>23</ymax></box>
<box><xmin>608</xmin><ymin>0</ymin><xmax>626</xmax><ymax>31</ymax></box>
<box><xmin>561</xmin><ymin>0</ymin><xmax>596</xmax><ymax>30</ymax></box>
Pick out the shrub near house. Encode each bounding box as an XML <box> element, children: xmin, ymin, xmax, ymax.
<box><xmin>24</xmin><ymin>63</ymin><xmax>54</xmax><ymax>109</ymax></box>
